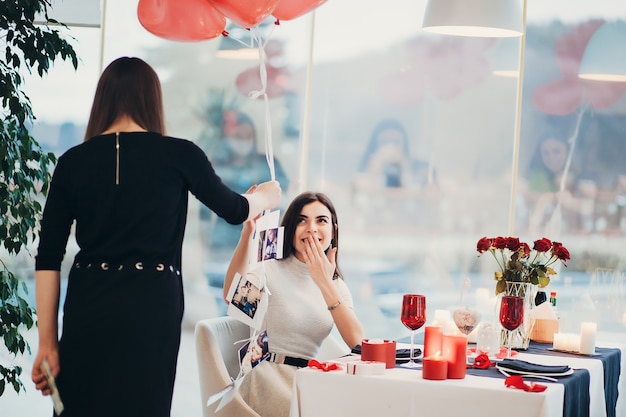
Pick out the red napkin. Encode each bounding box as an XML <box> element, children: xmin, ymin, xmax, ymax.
<box><xmin>505</xmin><ymin>375</ymin><xmax>548</xmax><ymax>393</ymax></box>
<box><xmin>307</xmin><ymin>359</ymin><xmax>342</xmax><ymax>372</ymax></box>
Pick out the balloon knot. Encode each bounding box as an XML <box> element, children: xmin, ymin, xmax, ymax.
<box><xmin>222</xmin><ymin>30</ymin><xmax>229</xmax><ymax>37</ymax></box>
<box><xmin>274</xmin><ymin>19</ymin><xmax>280</xmax><ymax>26</ymax></box>
<box><xmin>248</xmin><ymin>89</ymin><xmax>266</xmax><ymax>100</ymax></box>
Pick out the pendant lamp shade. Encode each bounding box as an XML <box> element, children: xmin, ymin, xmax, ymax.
<box><xmin>579</xmin><ymin>20</ymin><xmax>626</xmax><ymax>82</ymax></box>
<box><xmin>422</xmin><ymin>0</ymin><xmax>523</xmax><ymax>38</ymax></box>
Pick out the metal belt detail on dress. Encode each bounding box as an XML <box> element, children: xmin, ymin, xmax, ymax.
<box><xmin>73</xmin><ymin>261</ymin><xmax>180</xmax><ymax>275</ymax></box>
<box><xmin>267</xmin><ymin>352</ymin><xmax>309</xmax><ymax>368</ymax></box>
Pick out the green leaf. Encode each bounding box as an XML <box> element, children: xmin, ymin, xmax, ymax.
<box><xmin>538</xmin><ymin>276</ymin><xmax>551</xmax><ymax>288</ymax></box>
<box><xmin>0</xmin><ymin>0</ymin><xmax>77</xmax><ymax>397</ymax></box>
<box><xmin>495</xmin><ymin>279</ymin><xmax>507</xmax><ymax>295</ymax></box>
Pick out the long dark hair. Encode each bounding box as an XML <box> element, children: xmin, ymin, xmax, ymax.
<box><xmin>84</xmin><ymin>57</ymin><xmax>165</xmax><ymax>140</ymax></box>
<box><xmin>280</xmin><ymin>192</ymin><xmax>342</xmax><ymax>279</ymax></box>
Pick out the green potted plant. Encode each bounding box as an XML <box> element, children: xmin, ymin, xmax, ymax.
<box><xmin>1</xmin><ymin>0</ymin><xmax>77</xmax><ymax>396</ymax></box>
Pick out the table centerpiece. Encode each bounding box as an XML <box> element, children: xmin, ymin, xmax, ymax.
<box><xmin>476</xmin><ymin>236</ymin><xmax>570</xmax><ymax>349</ymax></box>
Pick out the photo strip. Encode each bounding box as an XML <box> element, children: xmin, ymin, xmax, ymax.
<box><xmin>251</xmin><ymin>210</ymin><xmax>283</xmax><ymax>264</ymax></box>
<box><xmin>238</xmin><ymin>330</ymin><xmax>269</xmax><ymax>376</ymax></box>
<box><xmin>226</xmin><ymin>271</ymin><xmax>268</xmax><ymax>330</ymax></box>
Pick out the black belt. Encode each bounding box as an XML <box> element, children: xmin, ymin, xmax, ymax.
<box><xmin>73</xmin><ymin>261</ymin><xmax>180</xmax><ymax>275</ymax></box>
<box><xmin>267</xmin><ymin>352</ymin><xmax>309</xmax><ymax>368</ymax></box>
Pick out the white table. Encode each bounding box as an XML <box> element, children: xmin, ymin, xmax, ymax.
<box><xmin>289</xmin><ymin>350</ymin><xmax>609</xmax><ymax>417</ymax></box>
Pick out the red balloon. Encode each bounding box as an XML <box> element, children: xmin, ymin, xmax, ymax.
<box><xmin>531</xmin><ymin>19</ymin><xmax>626</xmax><ymax>115</ymax></box>
<box><xmin>209</xmin><ymin>0</ymin><xmax>281</xmax><ymax>28</ymax></box>
<box><xmin>272</xmin><ymin>0</ymin><xmax>327</xmax><ymax>21</ymax></box>
<box><xmin>531</xmin><ymin>78</ymin><xmax>584</xmax><ymax>116</ymax></box>
<box><xmin>137</xmin><ymin>0</ymin><xmax>226</xmax><ymax>42</ymax></box>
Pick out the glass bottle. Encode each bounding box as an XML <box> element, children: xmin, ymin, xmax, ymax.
<box><xmin>535</xmin><ymin>288</ymin><xmax>547</xmax><ymax>306</ymax></box>
<box><xmin>549</xmin><ymin>291</ymin><xmax>557</xmax><ymax>307</ymax></box>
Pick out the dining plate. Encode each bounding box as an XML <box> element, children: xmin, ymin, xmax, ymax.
<box><xmin>496</xmin><ymin>363</ymin><xmax>574</xmax><ymax>377</ymax></box>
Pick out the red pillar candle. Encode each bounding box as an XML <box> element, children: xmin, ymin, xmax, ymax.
<box><xmin>361</xmin><ymin>339</ymin><xmax>397</xmax><ymax>369</ymax></box>
<box><xmin>422</xmin><ymin>355</ymin><xmax>448</xmax><ymax>380</ymax></box>
<box><xmin>442</xmin><ymin>334</ymin><xmax>467</xmax><ymax>379</ymax></box>
<box><xmin>423</xmin><ymin>325</ymin><xmax>443</xmax><ymax>358</ymax></box>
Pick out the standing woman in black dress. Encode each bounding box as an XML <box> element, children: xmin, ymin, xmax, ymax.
<box><xmin>31</xmin><ymin>56</ymin><xmax>281</xmax><ymax>417</ymax></box>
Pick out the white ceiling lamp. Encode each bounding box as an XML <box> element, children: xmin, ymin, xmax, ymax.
<box><xmin>215</xmin><ymin>47</ymin><xmax>260</xmax><ymax>60</ymax></box>
<box><xmin>490</xmin><ymin>39</ymin><xmax>521</xmax><ymax>77</ymax></box>
<box><xmin>422</xmin><ymin>0</ymin><xmax>523</xmax><ymax>38</ymax></box>
<box><xmin>579</xmin><ymin>20</ymin><xmax>626</xmax><ymax>82</ymax></box>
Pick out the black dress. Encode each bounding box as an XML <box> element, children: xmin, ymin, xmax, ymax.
<box><xmin>35</xmin><ymin>132</ymin><xmax>249</xmax><ymax>417</ymax></box>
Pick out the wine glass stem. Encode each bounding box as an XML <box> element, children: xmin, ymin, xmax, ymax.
<box><xmin>507</xmin><ymin>330</ymin><xmax>512</xmax><ymax>358</ymax></box>
<box><xmin>410</xmin><ymin>330</ymin><xmax>415</xmax><ymax>363</ymax></box>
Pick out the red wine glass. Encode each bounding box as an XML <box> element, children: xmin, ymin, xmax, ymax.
<box><xmin>400</xmin><ymin>294</ymin><xmax>426</xmax><ymax>368</ymax></box>
<box><xmin>499</xmin><ymin>295</ymin><xmax>524</xmax><ymax>358</ymax></box>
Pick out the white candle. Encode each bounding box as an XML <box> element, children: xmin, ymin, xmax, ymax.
<box><xmin>579</xmin><ymin>322</ymin><xmax>597</xmax><ymax>355</ymax></box>
<box><xmin>553</xmin><ymin>333</ymin><xmax>566</xmax><ymax>350</ymax></box>
<box><xmin>553</xmin><ymin>332</ymin><xmax>580</xmax><ymax>352</ymax></box>
<box><xmin>434</xmin><ymin>309</ymin><xmax>451</xmax><ymax>324</ymax></box>
<box><xmin>567</xmin><ymin>334</ymin><xmax>581</xmax><ymax>352</ymax></box>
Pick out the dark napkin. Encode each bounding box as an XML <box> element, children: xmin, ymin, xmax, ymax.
<box><xmin>497</xmin><ymin>358</ymin><xmax>571</xmax><ymax>374</ymax></box>
<box><xmin>350</xmin><ymin>344</ymin><xmax>422</xmax><ymax>360</ymax></box>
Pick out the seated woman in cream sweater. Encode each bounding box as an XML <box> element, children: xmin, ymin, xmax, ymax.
<box><xmin>223</xmin><ymin>191</ymin><xmax>364</xmax><ymax>417</ymax></box>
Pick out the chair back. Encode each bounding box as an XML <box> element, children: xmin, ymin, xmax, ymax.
<box><xmin>194</xmin><ymin>316</ymin><xmax>260</xmax><ymax>417</ymax></box>
<box><xmin>195</xmin><ymin>315</ymin><xmax>350</xmax><ymax>417</ymax></box>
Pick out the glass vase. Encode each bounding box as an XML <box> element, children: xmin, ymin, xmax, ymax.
<box><xmin>498</xmin><ymin>281</ymin><xmax>536</xmax><ymax>350</ymax></box>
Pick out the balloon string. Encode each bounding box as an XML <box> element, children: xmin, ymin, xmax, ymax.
<box><xmin>549</xmin><ymin>101</ymin><xmax>586</xmax><ymax>238</ymax></box>
<box><xmin>224</xmin><ymin>32</ymin><xmax>254</xmax><ymax>48</ymax></box>
<box><xmin>460</xmin><ymin>276</ymin><xmax>471</xmax><ymax>306</ymax></box>
<box><xmin>559</xmin><ymin>102</ymin><xmax>585</xmax><ymax>194</ymax></box>
<box><xmin>246</xmin><ymin>25</ymin><xmax>276</xmax><ymax>182</ymax></box>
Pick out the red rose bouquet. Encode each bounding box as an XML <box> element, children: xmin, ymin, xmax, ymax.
<box><xmin>476</xmin><ymin>236</ymin><xmax>570</xmax><ymax>295</ymax></box>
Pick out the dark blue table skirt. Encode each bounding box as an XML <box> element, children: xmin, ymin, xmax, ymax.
<box><xmin>398</xmin><ymin>336</ymin><xmax>621</xmax><ymax>417</ymax></box>
<box><xmin>525</xmin><ymin>342</ymin><xmax>621</xmax><ymax>417</ymax></box>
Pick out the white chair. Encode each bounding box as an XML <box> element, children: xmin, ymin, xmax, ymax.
<box><xmin>317</xmin><ymin>330</ymin><xmax>351</xmax><ymax>361</ymax></box>
<box><xmin>194</xmin><ymin>316</ymin><xmax>260</xmax><ymax>417</ymax></box>
<box><xmin>194</xmin><ymin>316</ymin><xmax>350</xmax><ymax>417</ymax></box>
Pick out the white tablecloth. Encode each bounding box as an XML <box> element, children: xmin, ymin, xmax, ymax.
<box><xmin>289</xmin><ymin>350</ymin><xmax>608</xmax><ymax>417</ymax></box>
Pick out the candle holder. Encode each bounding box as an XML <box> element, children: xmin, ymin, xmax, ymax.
<box><xmin>361</xmin><ymin>339</ymin><xmax>396</xmax><ymax>368</ymax></box>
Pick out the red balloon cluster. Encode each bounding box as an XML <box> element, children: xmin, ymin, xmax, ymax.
<box><xmin>378</xmin><ymin>36</ymin><xmax>494</xmax><ymax>106</ymax></box>
<box><xmin>137</xmin><ymin>0</ymin><xmax>327</xmax><ymax>41</ymax></box>
<box><xmin>532</xmin><ymin>19</ymin><xmax>626</xmax><ymax>115</ymax></box>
